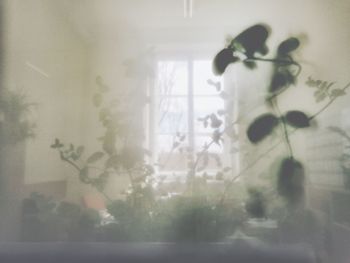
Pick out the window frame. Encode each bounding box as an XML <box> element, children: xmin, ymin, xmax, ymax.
<box><xmin>147</xmin><ymin>50</ymin><xmax>233</xmax><ymax>177</ymax></box>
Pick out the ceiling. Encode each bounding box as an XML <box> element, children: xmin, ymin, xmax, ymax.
<box><xmin>52</xmin><ymin>0</ymin><xmax>347</xmax><ymax>49</ymax></box>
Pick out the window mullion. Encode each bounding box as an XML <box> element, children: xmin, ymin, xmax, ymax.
<box><xmin>187</xmin><ymin>59</ymin><xmax>194</xmax><ymax>153</ymax></box>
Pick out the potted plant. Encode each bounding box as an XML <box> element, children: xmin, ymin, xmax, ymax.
<box><xmin>0</xmin><ymin>88</ymin><xmax>36</xmax><ymax>241</ymax></box>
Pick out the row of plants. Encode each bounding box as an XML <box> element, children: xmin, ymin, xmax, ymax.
<box><xmin>18</xmin><ymin>24</ymin><xmax>350</xmax><ymax>242</ymax></box>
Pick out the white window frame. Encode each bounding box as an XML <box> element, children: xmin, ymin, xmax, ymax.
<box><xmin>146</xmin><ymin>49</ymin><xmax>237</xmax><ymax>178</ymax></box>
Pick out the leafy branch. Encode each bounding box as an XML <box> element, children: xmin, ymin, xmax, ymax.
<box><xmin>219</xmin><ymin>80</ymin><xmax>350</xmax><ymax>204</ymax></box>
<box><xmin>52</xmin><ymin>76</ymin><xmax>155</xmax><ymax>205</ymax></box>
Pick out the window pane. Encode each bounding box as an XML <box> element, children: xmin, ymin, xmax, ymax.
<box><xmin>193</xmin><ymin>60</ymin><xmax>222</xmax><ymax>95</ymax></box>
<box><xmin>158</xmin><ymin>97</ymin><xmax>188</xmax><ymax>133</ymax></box>
<box><xmin>194</xmin><ymin>97</ymin><xmax>225</xmax><ymax>133</ymax></box>
<box><xmin>157</xmin><ymin>61</ymin><xmax>188</xmax><ymax>95</ymax></box>
<box><xmin>157</xmin><ymin>134</ymin><xmax>188</xmax><ymax>171</ymax></box>
<box><xmin>193</xmin><ymin>135</ymin><xmax>224</xmax><ymax>172</ymax></box>
<box><xmin>195</xmin><ymin>135</ymin><xmax>223</xmax><ymax>154</ymax></box>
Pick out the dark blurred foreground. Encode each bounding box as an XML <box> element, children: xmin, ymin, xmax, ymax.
<box><xmin>0</xmin><ymin>243</ymin><xmax>317</xmax><ymax>263</ymax></box>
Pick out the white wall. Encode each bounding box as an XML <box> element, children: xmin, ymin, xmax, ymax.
<box><xmin>4</xmin><ymin>0</ymin><xmax>350</xmax><ymax>202</ymax></box>
<box><xmin>3</xmin><ymin>0</ymin><xmax>89</xmax><ymax>187</ymax></box>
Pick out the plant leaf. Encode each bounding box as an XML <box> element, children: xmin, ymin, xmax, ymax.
<box><xmin>70</xmin><ymin>153</ymin><xmax>79</xmax><ymax>161</ymax></box>
<box><xmin>231</xmin><ymin>24</ymin><xmax>269</xmax><ymax>58</ymax></box>
<box><xmin>51</xmin><ymin>138</ymin><xmax>63</xmax><ymax>148</ymax></box>
<box><xmin>210</xmin><ymin>114</ymin><xmax>222</xmax><ymax>128</ymax></box>
<box><xmin>247</xmin><ymin>114</ymin><xmax>279</xmax><ymax>143</ymax></box>
<box><xmin>330</xmin><ymin>88</ymin><xmax>346</xmax><ymax>98</ymax></box>
<box><xmin>87</xmin><ymin>151</ymin><xmax>104</xmax><ymax>163</ymax></box>
<box><xmin>219</xmin><ymin>91</ymin><xmax>230</xmax><ymax>100</ymax></box>
<box><xmin>277</xmin><ymin>37</ymin><xmax>300</xmax><ymax>55</ymax></box>
<box><xmin>207</xmin><ymin>79</ymin><xmax>221</xmax><ymax>91</ymax></box>
<box><xmin>285</xmin><ymin>111</ymin><xmax>310</xmax><ymax>128</ymax></box>
<box><xmin>277</xmin><ymin>157</ymin><xmax>305</xmax><ymax>204</ymax></box>
<box><xmin>212</xmin><ymin>48</ymin><xmax>239</xmax><ymax>75</ymax></box>
<box><xmin>212</xmin><ymin>129</ymin><xmax>222</xmax><ymax>145</ymax></box>
<box><xmin>269</xmin><ymin>70</ymin><xmax>295</xmax><ymax>94</ymax></box>
<box><xmin>243</xmin><ymin>60</ymin><xmax>257</xmax><ymax>70</ymax></box>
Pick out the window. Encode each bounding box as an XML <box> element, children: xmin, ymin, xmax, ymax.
<box><xmin>150</xmin><ymin>57</ymin><xmax>230</xmax><ymax>176</ymax></box>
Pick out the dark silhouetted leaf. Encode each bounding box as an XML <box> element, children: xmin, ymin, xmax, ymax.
<box><xmin>247</xmin><ymin>114</ymin><xmax>279</xmax><ymax>143</ymax></box>
<box><xmin>231</xmin><ymin>24</ymin><xmax>269</xmax><ymax>58</ymax></box>
<box><xmin>277</xmin><ymin>37</ymin><xmax>300</xmax><ymax>55</ymax></box>
<box><xmin>269</xmin><ymin>71</ymin><xmax>295</xmax><ymax>93</ymax></box>
<box><xmin>87</xmin><ymin>151</ymin><xmax>104</xmax><ymax>163</ymax></box>
<box><xmin>212</xmin><ymin>48</ymin><xmax>239</xmax><ymax>75</ymax></box>
<box><xmin>277</xmin><ymin>157</ymin><xmax>305</xmax><ymax>205</ymax></box>
<box><xmin>243</xmin><ymin>60</ymin><xmax>257</xmax><ymax>69</ymax></box>
<box><xmin>285</xmin><ymin>111</ymin><xmax>310</xmax><ymax>128</ymax></box>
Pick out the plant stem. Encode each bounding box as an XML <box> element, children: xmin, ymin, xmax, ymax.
<box><xmin>218</xmin><ymin>133</ymin><xmax>287</xmax><ymax>205</ymax></box>
<box><xmin>272</xmin><ymin>99</ymin><xmax>294</xmax><ymax>158</ymax></box>
<box><xmin>126</xmin><ymin>169</ymin><xmax>137</xmax><ymax>206</ymax></box>
<box><xmin>246</xmin><ymin>57</ymin><xmax>300</xmax><ymax>68</ymax></box>
<box><xmin>309</xmin><ymin>82</ymin><xmax>350</xmax><ymax>120</ymax></box>
<box><xmin>192</xmin><ymin>140</ymin><xmax>216</xmax><ymax>172</ymax></box>
<box><xmin>219</xmin><ymin>82</ymin><xmax>350</xmax><ymax>203</ymax></box>
<box><xmin>248</xmin><ymin>56</ymin><xmax>302</xmax><ymax>101</ymax></box>
<box><xmin>60</xmin><ymin>152</ymin><xmax>81</xmax><ymax>171</ymax></box>
<box><xmin>60</xmin><ymin>151</ymin><xmax>113</xmax><ymax>203</ymax></box>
